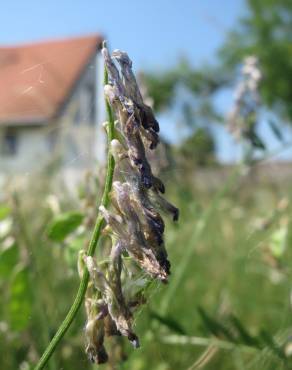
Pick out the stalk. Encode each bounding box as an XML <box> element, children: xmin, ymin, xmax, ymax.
<box><xmin>34</xmin><ymin>65</ymin><xmax>115</xmax><ymax>370</ymax></box>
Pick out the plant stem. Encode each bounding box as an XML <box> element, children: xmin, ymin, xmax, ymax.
<box><xmin>34</xmin><ymin>66</ymin><xmax>115</xmax><ymax>370</ymax></box>
<box><xmin>161</xmin><ymin>334</ymin><xmax>258</xmax><ymax>353</ymax></box>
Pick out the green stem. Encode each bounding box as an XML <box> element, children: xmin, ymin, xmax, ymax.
<box><xmin>161</xmin><ymin>334</ymin><xmax>258</xmax><ymax>353</ymax></box>
<box><xmin>34</xmin><ymin>66</ymin><xmax>115</xmax><ymax>370</ymax></box>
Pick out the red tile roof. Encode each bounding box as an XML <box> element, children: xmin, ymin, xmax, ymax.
<box><xmin>0</xmin><ymin>34</ymin><xmax>103</xmax><ymax>125</ymax></box>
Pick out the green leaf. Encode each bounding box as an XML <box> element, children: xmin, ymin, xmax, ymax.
<box><xmin>197</xmin><ymin>307</ymin><xmax>236</xmax><ymax>342</ymax></box>
<box><xmin>0</xmin><ymin>218</ymin><xmax>13</xmax><ymax>239</ymax></box>
<box><xmin>229</xmin><ymin>315</ymin><xmax>261</xmax><ymax>348</ymax></box>
<box><xmin>268</xmin><ymin>120</ymin><xmax>284</xmax><ymax>142</ymax></box>
<box><xmin>247</xmin><ymin>131</ymin><xmax>266</xmax><ymax>150</ymax></box>
<box><xmin>64</xmin><ymin>235</ymin><xmax>86</xmax><ymax>268</ymax></box>
<box><xmin>259</xmin><ymin>329</ymin><xmax>285</xmax><ymax>359</ymax></box>
<box><xmin>269</xmin><ymin>226</ymin><xmax>287</xmax><ymax>258</ymax></box>
<box><xmin>47</xmin><ymin>212</ymin><xmax>84</xmax><ymax>242</ymax></box>
<box><xmin>149</xmin><ymin>310</ymin><xmax>186</xmax><ymax>335</ymax></box>
<box><xmin>9</xmin><ymin>266</ymin><xmax>32</xmax><ymax>331</ymax></box>
<box><xmin>0</xmin><ymin>241</ymin><xmax>18</xmax><ymax>279</ymax></box>
<box><xmin>0</xmin><ymin>205</ymin><xmax>11</xmax><ymax>221</ymax></box>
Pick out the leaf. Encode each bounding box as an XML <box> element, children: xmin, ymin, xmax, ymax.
<box><xmin>247</xmin><ymin>131</ymin><xmax>266</xmax><ymax>150</ymax></box>
<box><xmin>197</xmin><ymin>307</ymin><xmax>236</xmax><ymax>343</ymax></box>
<box><xmin>8</xmin><ymin>266</ymin><xmax>32</xmax><ymax>331</ymax></box>
<box><xmin>0</xmin><ymin>205</ymin><xmax>11</xmax><ymax>221</ymax></box>
<box><xmin>0</xmin><ymin>241</ymin><xmax>18</xmax><ymax>279</ymax></box>
<box><xmin>47</xmin><ymin>212</ymin><xmax>84</xmax><ymax>242</ymax></box>
<box><xmin>269</xmin><ymin>226</ymin><xmax>287</xmax><ymax>258</ymax></box>
<box><xmin>259</xmin><ymin>329</ymin><xmax>285</xmax><ymax>359</ymax></box>
<box><xmin>0</xmin><ymin>218</ymin><xmax>13</xmax><ymax>239</ymax></box>
<box><xmin>268</xmin><ymin>120</ymin><xmax>284</xmax><ymax>142</ymax></box>
<box><xmin>229</xmin><ymin>315</ymin><xmax>261</xmax><ymax>348</ymax></box>
<box><xmin>149</xmin><ymin>310</ymin><xmax>186</xmax><ymax>335</ymax></box>
<box><xmin>64</xmin><ymin>235</ymin><xmax>86</xmax><ymax>268</ymax></box>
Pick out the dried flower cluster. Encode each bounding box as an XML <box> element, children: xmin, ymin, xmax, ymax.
<box><xmin>227</xmin><ymin>56</ymin><xmax>262</xmax><ymax>142</ymax></box>
<box><xmin>81</xmin><ymin>45</ymin><xmax>179</xmax><ymax>364</ymax></box>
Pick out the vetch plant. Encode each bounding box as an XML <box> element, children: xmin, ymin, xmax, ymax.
<box><xmin>34</xmin><ymin>42</ymin><xmax>178</xmax><ymax>369</ymax></box>
<box><xmin>227</xmin><ymin>56</ymin><xmax>267</xmax><ymax>161</ymax></box>
<box><xmin>227</xmin><ymin>56</ymin><xmax>262</xmax><ymax>141</ymax></box>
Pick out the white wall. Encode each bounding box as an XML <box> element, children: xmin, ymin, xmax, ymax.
<box><xmin>0</xmin><ymin>53</ymin><xmax>106</xmax><ymax>179</ymax></box>
<box><xmin>0</xmin><ymin>126</ymin><xmax>49</xmax><ymax>173</ymax></box>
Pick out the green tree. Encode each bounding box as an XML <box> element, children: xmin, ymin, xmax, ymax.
<box><xmin>178</xmin><ymin>127</ymin><xmax>216</xmax><ymax>167</ymax></box>
<box><xmin>141</xmin><ymin>61</ymin><xmax>223</xmax><ymax>165</ymax></box>
<box><xmin>142</xmin><ymin>0</ymin><xmax>292</xmax><ymax>164</ymax></box>
<box><xmin>219</xmin><ymin>0</ymin><xmax>292</xmax><ymax>121</ymax></box>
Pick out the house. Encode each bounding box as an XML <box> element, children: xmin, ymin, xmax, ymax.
<box><xmin>0</xmin><ymin>34</ymin><xmax>105</xmax><ymax>178</ymax></box>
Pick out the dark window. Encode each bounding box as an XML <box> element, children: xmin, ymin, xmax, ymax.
<box><xmin>73</xmin><ymin>107</ymin><xmax>81</xmax><ymax>125</ymax></box>
<box><xmin>80</xmin><ymin>83</ymin><xmax>95</xmax><ymax>125</ymax></box>
<box><xmin>47</xmin><ymin>130</ymin><xmax>57</xmax><ymax>152</ymax></box>
<box><xmin>2</xmin><ymin>130</ymin><xmax>18</xmax><ymax>155</ymax></box>
<box><xmin>88</xmin><ymin>84</ymin><xmax>96</xmax><ymax>124</ymax></box>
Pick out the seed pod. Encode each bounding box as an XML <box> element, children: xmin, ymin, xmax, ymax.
<box><xmin>149</xmin><ymin>189</ymin><xmax>179</xmax><ymax>222</ymax></box>
<box><xmin>105</xmin><ymin>47</ymin><xmax>160</xmax><ymax>149</ymax></box>
<box><xmin>112</xmin><ymin>181</ymin><xmax>169</xmax><ymax>282</ymax></box>
<box><xmin>112</xmin><ymin>49</ymin><xmax>160</xmax><ymax>141</ymax></box>
<box><xmin>105</xmin><ymin>85</ymin><xmax>155</xmax><ymax>188</ymax></box>
<box><xmin>104</xmin><ymin>314</ymin><xmax>120</xmax><ymax>337</ymax></box>
<box><xmin>99</xmin><ymin>205</ymin><xmax>127</xmax><ymax>240</ymax></box>
<box><xmin>102</xmin><ymin>46</ymin><xmax>126</xmax><ymax>102</ymax></box>
<box><xmin>84</xmin><ymin>294</ymin><xmax>109</xmax><ymax>364</ymax></box>
<box><xmin>85</xmin><ymin>317</ymin><xmax>108</xmax><ymax>364</ymax></box>
<box><xmin>84</xmin><ymin>255</ymin><xmax>139</xmax><ymax>347</ymax></box>
<box><xmin>110</xmin><ymin>139</ymin><xmax>169</xmax><ymax>273</ymax></box>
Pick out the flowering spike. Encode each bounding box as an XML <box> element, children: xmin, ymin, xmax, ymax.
<box><xmin>83</xmin><ymin>44</ymin><xmax>178</xmax><ymax>364</ymax></box>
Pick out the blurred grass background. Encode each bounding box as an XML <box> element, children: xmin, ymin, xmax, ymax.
<box><xmin>1</xmin><ymin>161</ymin><xmax>292</xmax><ymax>370</ymax></box>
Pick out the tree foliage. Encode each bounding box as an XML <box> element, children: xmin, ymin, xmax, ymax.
<box><xmin>220</xmin><ymin>0</ymin><xmax>292</xmax><ymax>120</ymax></box>
<box><xmin>143</xmin><ymin>59</ymin><xmax>228</xmax><ymax>113</ymax></box>
<box><xmin>178</xmin><ymin>128</ymin><xmax>216</xmax><ymax>167</ymax></box>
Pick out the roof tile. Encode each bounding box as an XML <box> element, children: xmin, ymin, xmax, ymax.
<box><xmin>0</xmin><ymin>34</ymin><xmax>103</xmax><ymax>125</ymax></box>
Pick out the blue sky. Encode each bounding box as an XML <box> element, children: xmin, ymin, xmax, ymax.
<box><xmin>1</xmin><ymin>0</ymin><xmax>291</xmax><ymax>162</ymax></box>
<box><xmin>0</xmin><ymin>0</ymin><xmax>244</xmax><ymax>68</ymax></box>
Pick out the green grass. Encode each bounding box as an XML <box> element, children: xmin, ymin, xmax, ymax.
<box><xmin>0</xmin><ymin>169</ymin><xmax>292</xmax><ymax>370</ymax></box>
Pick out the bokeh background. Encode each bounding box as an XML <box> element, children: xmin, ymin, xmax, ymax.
<box><xmin>1</xmin><ymin>0</ymin><xmax>292</xmax><ymax>369</ymax></box>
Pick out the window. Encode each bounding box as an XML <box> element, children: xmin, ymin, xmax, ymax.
<box><xmin>47</xmin><ymin>130</ymin><xmax>57</xmax><ymax>152</ymax></box>
<box><xmin>80</xmin><ymin>83</ymin><xmax>95</xmax><ymax>125</ymax></box>
<box><xmin>87</xmin><ymin>83</ymin><xmax>96</xmax><ymax>124</ymax></box>
<box><xmin>1</xmin><ymin>130</ymin><xmax>18</xmax><ymax>156</ymax></box>
<box><xmin>73</xmin><ymin>107</ymin><xmax>81</xmax><ymax>126</ymax></box>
